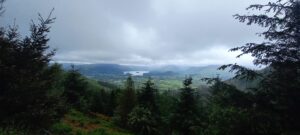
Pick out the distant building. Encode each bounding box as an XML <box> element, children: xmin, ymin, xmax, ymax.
<box><xmin>123</xmin><ymin>71</ymin><xmax>149</xmax><ymax>76</ymax></box>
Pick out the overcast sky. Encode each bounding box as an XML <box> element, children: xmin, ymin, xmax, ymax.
<box><xmin>0</xmin><ymin>0</ymin><xmax>269</xmax><ymax>67</ymax></box>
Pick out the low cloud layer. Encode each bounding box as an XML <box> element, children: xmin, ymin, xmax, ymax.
<box><xmin>1</xmin><ymin>0</ymin><xmax>268</xmax><ymax>66</ymax></box>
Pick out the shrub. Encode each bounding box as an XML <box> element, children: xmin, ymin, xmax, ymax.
<box><xmin>51</xmin><ymin>122</ymin><xmax>72</xmax><ymax>135</ymax></box>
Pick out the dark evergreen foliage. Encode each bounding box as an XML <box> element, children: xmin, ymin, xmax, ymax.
<box><xmin>128</xmin><ymin>106</ymin><xmax>160</xmax><ymax>135</ymax></box>
<box><xmin>106</xmin><ymin>88</ymin><xmax>120</xmax><ymax>116</ymax></box>
<box><xmin>220</xmin><ymin>0</ymin><xmax>300</xmax><ymax>134</ymax></box>
<box><xmin>138</xmin><ymin>78</ymin><xmax>159</xmax><ymax>114</ymax></box>
<box><xmin>113</xmin><ymin>76</ymin><xmax>137</xmax><ymax>128</ymax></box>
<box><xmin>63</xmin><ymin>65</ymin><xmax>88</xmax><ymax>109</ymax></box>
<box><xmin>171</xmin><ymin>77</ymin><xmax>200</xmax><ymax>135</ymax></box>
<box><xmin>1</xmin><ymin>0</ymin><xmax>300</xmax><ymax>134</ymax></box>
<box><xmin>204</xmin><ymin>78</ymin><xmax>256</xmax><ymax>135</ymax></box>
<box><xmin>127</xmin><ymin>78</ymin><xmax>161</xmax><ymax>135</ymax></box>
<box><xmin>205</xmin><ymin>77</ymin><xmax>252</xmax><ymax>108</ymax></box>
<box><xmin>0</xmin><ymin>11</ymin><xmax>66</xmax><ymax>130</ymax></box>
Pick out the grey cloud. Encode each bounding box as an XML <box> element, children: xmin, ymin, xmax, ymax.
<box><xmin>0</xmin><ymin>0</ymin><xmax>268</xmax><ymax>66</ymax></box>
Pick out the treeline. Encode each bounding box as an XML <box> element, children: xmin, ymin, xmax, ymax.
<box><xmin>0</xmin><ymin>6</ymin><xmax>116</xmax><ymax>133</ymax></box>
<box><xmin>1</xmin><ymin>0</ymin><xmax>300</xmax><ymax>135</ymax></box>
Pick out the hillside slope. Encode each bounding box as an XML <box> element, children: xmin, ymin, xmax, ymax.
<box><xmin>51</xmin><ymin>110</ymin><xmax>132</xmax><ymax>135</ymax></box>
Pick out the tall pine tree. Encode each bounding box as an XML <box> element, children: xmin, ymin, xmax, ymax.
<box><xmin>0</xmin><ymin>10</ymin><xmax>66</xmax><ymax>130</ymax></box>
<box><xmin>128</xmin><ymin>78</ymin><xmax>160</xmax><ymax>135</ymax></box>
<box><xmin>171</xmin><ymin>77</ymin><xmax>200</xmax><ymax>135</ymax></box>
<box><xmin>138</xmin><ymin>78</ymin><xmax>158</xmax><ymax>113</ymax></box>
<box><xmin>63</xmin><ymin>65</ymin><xmax>87</xmax><ymax>109</ymax></box>
<box><xmin>113</xmin><ymin>76</ymin><xmax>137</xmax><ymax>127</ymax></box>
<box><xmin>220</xmin><ymin>0</ymin><xmax>300</xmax><ymax>134</ymax></box>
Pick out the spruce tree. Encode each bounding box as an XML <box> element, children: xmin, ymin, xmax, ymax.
<box><xmin>206</xmin><ymin>77</ymin><xmax>252</xmax><ymax>108</ymax></box>
<box><xmin>171</xmin><ymin>77</ymin><xmax>199</xmax><ymax>135</ymax></box>
<box><xmin>106</xmin><ymin>89</ymin><xmax>119</xmax><ymax>116</ymax></box>
<box><xmin>204</xmin><ymin>77</ymin><xmax>254</xmax><ymax>135</ymax></box>
<box><xmin>128</xmin><ymin>106</ymin><xmax>159</xmax><ymax>135</ymax></box>
<box><xmin>128</xmin><ymin>78</ymin><xmax>160</xmax><ymax>135</ymax></box>
<box><xmin>114</xmin><ymin>76</ymin><xmax>137</xmax><ymax>127</ymax></box>
<box><xmin>138</xmin><ymin>78</ymin><xmax>158</xmax><ymax>113</ymax></box>
<box><xmin>63</xmin><ymin>65</ymin><xmax>87</xmax><ymax>109</ymax></box>
<box><xmin>220</xmin><ymin>0</ymin><xmax>300</xmax><ymax>134</ymax></box>
<box><xmin>0</xmin><ymin>11</ymin><xmax>66</xmax><ymax>130</ymax></box>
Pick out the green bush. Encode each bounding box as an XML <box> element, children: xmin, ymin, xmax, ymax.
<box><xmin>51</xmin><ymin>122</ymin><xmax>72</xmax><ymax>135</ymax></box>
<box><xmin>128</xmin><ymin>106</ymin><xmax>159</xmax><ymax>135</ymax></box>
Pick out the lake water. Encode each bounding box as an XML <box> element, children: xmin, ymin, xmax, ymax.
<box><xmin>123</xmin><ymin>71</ymin><xmax>149</xmax><ymax>76</ymax></box>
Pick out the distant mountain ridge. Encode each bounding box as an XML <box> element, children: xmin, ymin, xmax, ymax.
<box><xmin>61</xmin><ymin>63</ymin><xmax>234</xmax><ymax>79</ymax></box>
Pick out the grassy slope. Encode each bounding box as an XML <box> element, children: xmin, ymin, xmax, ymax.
<box><xmin>52</xmin><ymin>110</ymin><xmax>132</xmax><ymax>135</ymax></box>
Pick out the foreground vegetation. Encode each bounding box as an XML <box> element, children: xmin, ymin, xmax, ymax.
<box><xmin>0</xmin><ymin>0</ymin><xmax>300</xmax><ymax>135</ymax></box>
<box><xmin>51</xmin><ymin>110</ymin><xmax>132</xmax><ymax>135</ymax></box>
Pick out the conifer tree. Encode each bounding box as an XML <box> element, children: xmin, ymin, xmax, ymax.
<box><xmin>138</xmin><ymin>78</ymin><xmax>158</xmax><ymax>113</ymax></box>
<box><xmin>128</xmin><ymin>78</ymin><xmax>160</xmax><ymax>135</ymax></box>
<box><xmin>203</xmin><ymin>77</ymin><xmax>254</xmax><ymax>135</ymax></box>
<box><xmin>171</xmin><ymin>77</ymin><xmax>199</xmax><ymax>135</ymax></box>
<box><xmin>63</xmin><ymin>65</ymin><xmax>87</xmax><ymax>109</ymax></box>
<box><xmin>0</xmin><ymin>10</ymin><xmax>66</xmax><ymax>130</ymax></box>
<box><xmin>205</xmin><ymin>77</ymin><xmax>251</xmax><ymax>108</ymax></box>
<box><xmin>106</xmin><ymin>89</ymin><xmax>119</xmax><ymax>116</ymax></box>
<box><xmin>114</xmin><ymin>76</ymin><xmax>137</xmax><ymax>127</ymax></box>
<box><xmin>220</xmin><ymin>0</ymin><xmax>300</xmax><ymax>134</ymax></box>
<box><xmin>128</xmin><ymin>106</ymin><xmax>159</xmax><ymax>135</ymax></box>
